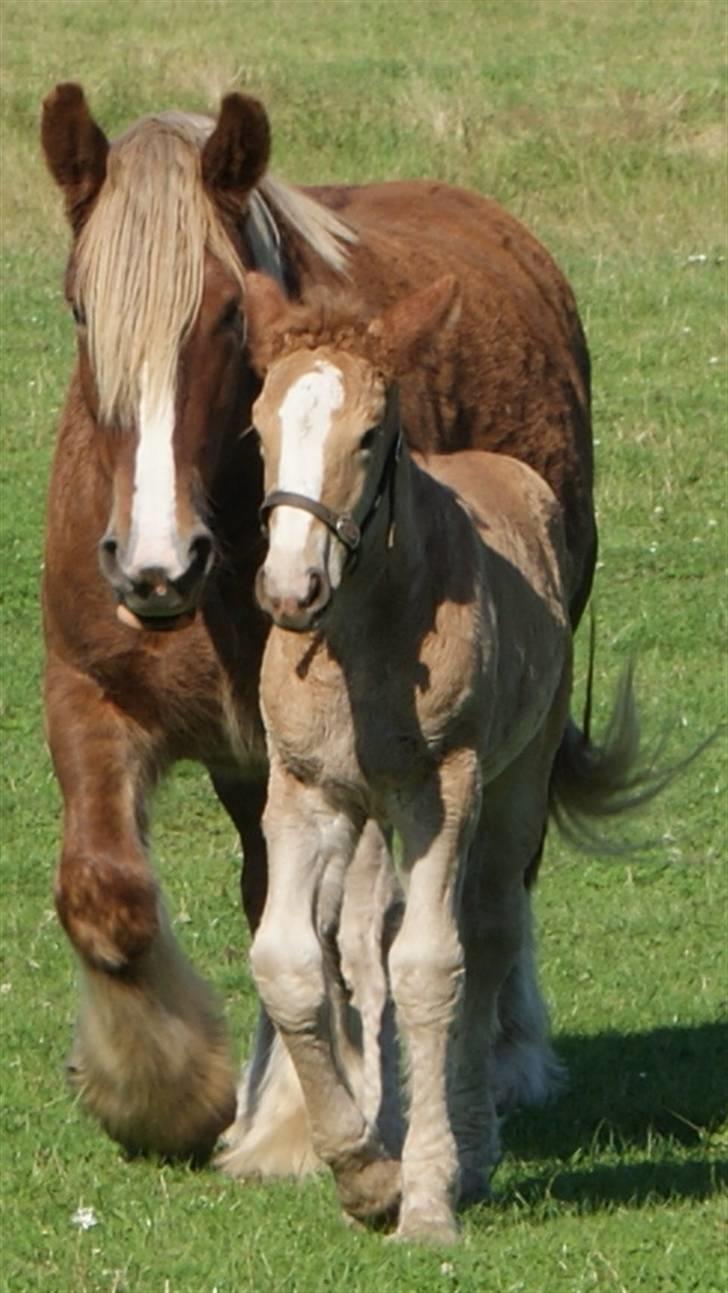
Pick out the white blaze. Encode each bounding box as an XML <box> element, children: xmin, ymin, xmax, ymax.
<box><xmin>127</xmin><ymin>366</ymin><xmax>183</xmax><ymax>576</ymax></box>
<box><xmin>269</xmin><ymin>360</ymin><xmax>344</xmax><ymax>561</ymax></box>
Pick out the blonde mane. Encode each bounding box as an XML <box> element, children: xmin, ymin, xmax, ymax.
<box><xmin>75</xmin><ymin>111</ymin><xmax>355</xmax><ymax>425</ymax></box>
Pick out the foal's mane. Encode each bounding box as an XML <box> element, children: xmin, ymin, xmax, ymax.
<box><xmin>249</xmin><ymin>286</ymin><xmax>378</xmax><ymax>375</ymax></box>
<box><xmin>74</xmin><ymin>111</ymin><xmax>356</xmax><ymax>424</ymax></box>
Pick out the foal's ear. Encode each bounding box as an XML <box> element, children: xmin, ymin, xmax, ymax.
<box><xmin>202</xmin><ymin>94</ymin><xmax>271</xmax><ymax>202</ymax></box>
<box><xmin>41</xmin><ymin>83</ymin><xmax>109</xmax><ymax>233</ymax></box>
<box><xmin>367</xmin><ymin>274</ymin><xmax>461</xmax><ymax>375</ymax></box>
<box><xmin>244</xmin><ymin>271</ymin><xmax>291</xmax><ymax>371</ymax></box>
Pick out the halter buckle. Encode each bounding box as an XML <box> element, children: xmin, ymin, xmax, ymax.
<box><xmin>335</xmin><ymin>514</ymin><xmax>361</xmax><ymax>550</ymax></box>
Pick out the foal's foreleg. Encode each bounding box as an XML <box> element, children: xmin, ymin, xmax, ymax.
<box><xmin>389</xmin><ymin>754</ymin><xmax>478</xmax><ymax>1244</ymax></box>
<box><xmin>451</xmin><ymin>734</ymin><xmax>562</xmax><ymax>1204</ymax></box>
<box><xmin>338</xmin><ymin>820</ymin><xmax>404</xmax><ymax>1154</ymax></box>
<box><xmin>250</xmin><ymin>765</ymin><xmax>400</xmax><ymax>1221</ymax></box>
<box><xmin>46</xmin><ymin>658</ymin><xmax>235</xmax><ymax>1159</ymax></box>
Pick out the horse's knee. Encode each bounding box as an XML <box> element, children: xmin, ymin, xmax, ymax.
<box><xmin>55</xmin><ymin>850</ymin><xmax>158</xmax><ymax>971</ymax></box>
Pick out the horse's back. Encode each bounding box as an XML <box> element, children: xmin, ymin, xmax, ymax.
<box><xmin>309</xmin><ymin>179</ymin><xmax>582</xmax><ymax>339</ymax></box>
<box><xmin>308</xmin><ymin>179</ymin><xmax>594</xmax><ymax>624</ymax></box>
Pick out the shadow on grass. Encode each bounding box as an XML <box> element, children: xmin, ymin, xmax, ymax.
<box><xmin>490</xmin><ymin>1021</ymin><xmax>728</xmax><ymax>1212</ymax></box>
<box><xmin>503</xmin><ymin>1157</ymin><xmax>727</xmax><ymax>1214</ymax></box>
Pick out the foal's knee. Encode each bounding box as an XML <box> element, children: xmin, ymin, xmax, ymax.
<box><xmin>250</xmin><ymin>925</ymin><xmax>325</xmax><ymax>1032</ymax></box>
<box><xmin>55</xmin><ymin>851</ymin><xmax>158</xmax><ymax>971</ymax></box>
<box><xmin>389</xmin><ymin>935</ymin><xmax>464</xmax><ymax>1028</ymax></box>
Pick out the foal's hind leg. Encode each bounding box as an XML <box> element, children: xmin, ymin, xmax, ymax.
<box><xmin>47</xmin><ymin>657</ymin><xmax>235</xmax><ymax>1160</ymax></box>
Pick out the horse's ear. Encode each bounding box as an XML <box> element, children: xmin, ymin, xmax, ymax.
<box><xmin>367</xmin><ymin>274</ymin><xmax>461</xmax><ymax>374</ymax></box>
<box><xmin>41</xmin><ymin>83</ymin><xmax>109</xmax><ymax>233</ymax></box>
<box><xmin>244</xmin><ymin>271</ymin><xmax>290</xmax><ymax>371</ymax></box>
<box><xmin>202</xmin><ymin>94</ymin><xmax>271</xmax><ymax>201</ymax></box>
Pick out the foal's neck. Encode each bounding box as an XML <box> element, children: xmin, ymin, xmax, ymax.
<box><xmin>325</xmin><ymin>444</ymin><xmax>458</xmax><ymax>642</ymax></box>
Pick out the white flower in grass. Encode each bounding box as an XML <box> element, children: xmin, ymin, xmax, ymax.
<box><xmin>71</xmin><ymin>1206</ymin><xmax>99</xmax><ymax>1230</ymax></box>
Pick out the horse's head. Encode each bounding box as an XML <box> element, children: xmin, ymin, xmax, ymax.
<box><xmin>247</xmin><ymin>272</ymin><xmax>460</xmax><ymax>631</ymax></box>
<box><xmin>41</xmin><ymin>84</ymin><xmax>272</xmax><ymax>628</ymax></box>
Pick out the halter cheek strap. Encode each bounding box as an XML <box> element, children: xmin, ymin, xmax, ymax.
<box><xmin>259</xmin><ymin>390</ymin><xmax>402</xmax><ymax>564</ymax></box>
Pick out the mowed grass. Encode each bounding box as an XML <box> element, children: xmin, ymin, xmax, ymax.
<box><xmin>1</xmin><ymin>1</ymin><xmax>726</xmax><ymax>1290</ymax></box>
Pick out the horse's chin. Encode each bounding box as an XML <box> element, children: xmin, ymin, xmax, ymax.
<box><xmin>116</xmin><ymin>603</ymin><xmax>197</xmax><ymax>633</ymax></box>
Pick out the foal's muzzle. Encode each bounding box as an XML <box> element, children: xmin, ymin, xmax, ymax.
<box><xmin>255</xmin><ymin>563</ymin><xmax>331</xmax><ymax>632</ymax></box>
<box><xmin>99</xmin><ymin>529</ymin><xmax>214</xmax><ymax>629</ymax></box>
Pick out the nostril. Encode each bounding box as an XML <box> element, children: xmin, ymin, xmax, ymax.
<box><xmin>188</xmin><ymin>531</ymin><xmax>214</xmax><ymax>572</ymax></box>
<box><xmin>301</xmin><ymin>568</ymin><xmax>323</xmax><ymax>609</ymax></box>
<box><xmin>98</xmin><ymin>535</ymin><xmax>119</xmax><ymax>578</ymax></box>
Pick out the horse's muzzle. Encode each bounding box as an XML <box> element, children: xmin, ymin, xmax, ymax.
<box><xmin>99</xmin><ymin>530</ymin><xmax>214</xmax><ymax>629</ymax></box>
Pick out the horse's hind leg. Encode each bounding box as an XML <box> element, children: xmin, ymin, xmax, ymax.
<box><xmin>47</xmin><ymin>657</ymin><xmax>236</xmax><ymax>1160</ymax></box>
<box><xmin>211</xmin><ymin>772</ymin><xmax>321</xmax><ymax>1180</ymax></box>
<box><xmin>491</xmin><ymin>893</ymin><xmax>564</xmax><ymax>1116</ymax></box>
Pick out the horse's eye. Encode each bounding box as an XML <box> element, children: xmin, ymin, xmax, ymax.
<box><xmin>71</xmin><ymin>301</ymin><xmax>86</xmax><ymax>327</ymax></box>
<box><xmin>359</xmin><ymin>426</ymin><xmax>379</xmax><ymax>452</ymax></box>
<box><xmin>218</xmin><ymin>300</ymin><xmax>241</xmax><ymax>332</ymax></box>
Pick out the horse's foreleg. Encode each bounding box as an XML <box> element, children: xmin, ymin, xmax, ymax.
<box><xmin>250</xmin><ymin>763</ymin><xmax>400</xmax><ymax>1222</ymax></box>
<box><xmin>46</xmin><ymin>657</ymin><xmax>235</xmax><ymax>1160</ymax></box>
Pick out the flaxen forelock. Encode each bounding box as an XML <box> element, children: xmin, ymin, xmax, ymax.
<box><xmin>74</xmin><ymin>111</ymin><xmax>356</xmax><ymax>425</ymax></box>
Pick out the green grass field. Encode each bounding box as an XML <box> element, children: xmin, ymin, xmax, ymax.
<box><xmin>1</xmin><ymin>1</ymin><xmax>726</xmax><ymax>1289</ymax></box>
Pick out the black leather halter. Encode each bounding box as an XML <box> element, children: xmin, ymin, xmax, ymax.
<box><xmin>259</xmin><ymin>392</ymin><xmax>402</xmax><ymax>564</ymax></box>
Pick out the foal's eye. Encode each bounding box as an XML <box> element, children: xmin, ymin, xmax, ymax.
<box><xmin>71</xmin><ymin>301</ymin><xmax>87</xmax><ymax>328</ymax></box>
<box><xmin>359</xmin><ymin>426</ymin><xmax>379</xmax><ymax>453</ymax></box>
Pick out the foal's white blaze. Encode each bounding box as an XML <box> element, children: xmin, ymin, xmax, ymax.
<box><xmin>126</xmin><ymin>366</ymin><xmax>184</xmax><ymax>577</ymax></box>
<box><xmin>266</xmin><ymin>360</ymin><xmax>345</xmax><ymax>588</ymax></box>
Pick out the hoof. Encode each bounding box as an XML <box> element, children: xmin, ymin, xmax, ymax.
<box><xmin>335</xmin><ymin>1153</ymin><xmax>401</xmax><ymax>1225</ymax></box>
<box><xmin>68</xmin><ymin>1044</ymin><xmax>236</xmax><ymax>1163</ymax></box>
<box><xmin>68</xmin><ymin>954</ymin><xmax>237</xmax><ymax>1162</ymax></box>
<box><xmin>392</xmin><ymin>1207</ymin><xmax>459</xmax><ymax>1246</ymax></box>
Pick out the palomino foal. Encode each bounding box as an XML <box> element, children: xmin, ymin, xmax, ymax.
<box><xmin>246</xmin><ymin>273</ymin><xmax>573</xmax><ymax>1242</ymax></box>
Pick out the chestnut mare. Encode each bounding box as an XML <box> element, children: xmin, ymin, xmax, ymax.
<box><xmin>245</xmin><ymin>271</ymin><xmax>643</xmax><ymax>1241</ymax></box>
<box><xmin>40</xmin><ymin>84</ymin><xmax>596</xmax><ymax>1171</ymax></box>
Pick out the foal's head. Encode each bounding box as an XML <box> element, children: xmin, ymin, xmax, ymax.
<box><xmin>41</xmin><ymin>84</ymin><xmax>272</xmax><ymax>627</ymax></box>
<box><xmin>246</xmin><ymin>273</ymin><xmax>460</xmax><ymax>630</ymax></box>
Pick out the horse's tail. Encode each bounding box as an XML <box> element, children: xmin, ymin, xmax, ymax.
<box><xmin>549</xmin><ymin>617</ymin><xmax>708</xmax><ymax>852</ymax></box>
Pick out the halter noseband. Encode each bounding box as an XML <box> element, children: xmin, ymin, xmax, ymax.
<box><xmin>259</xmin><ymin>392</ymin><xmax>402</xmax><ymax>564</ymax></box>
<box><xmin>260</xmin><ymin>490</ymin><xmax>364</xmax><ymax>553</ymax></box>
